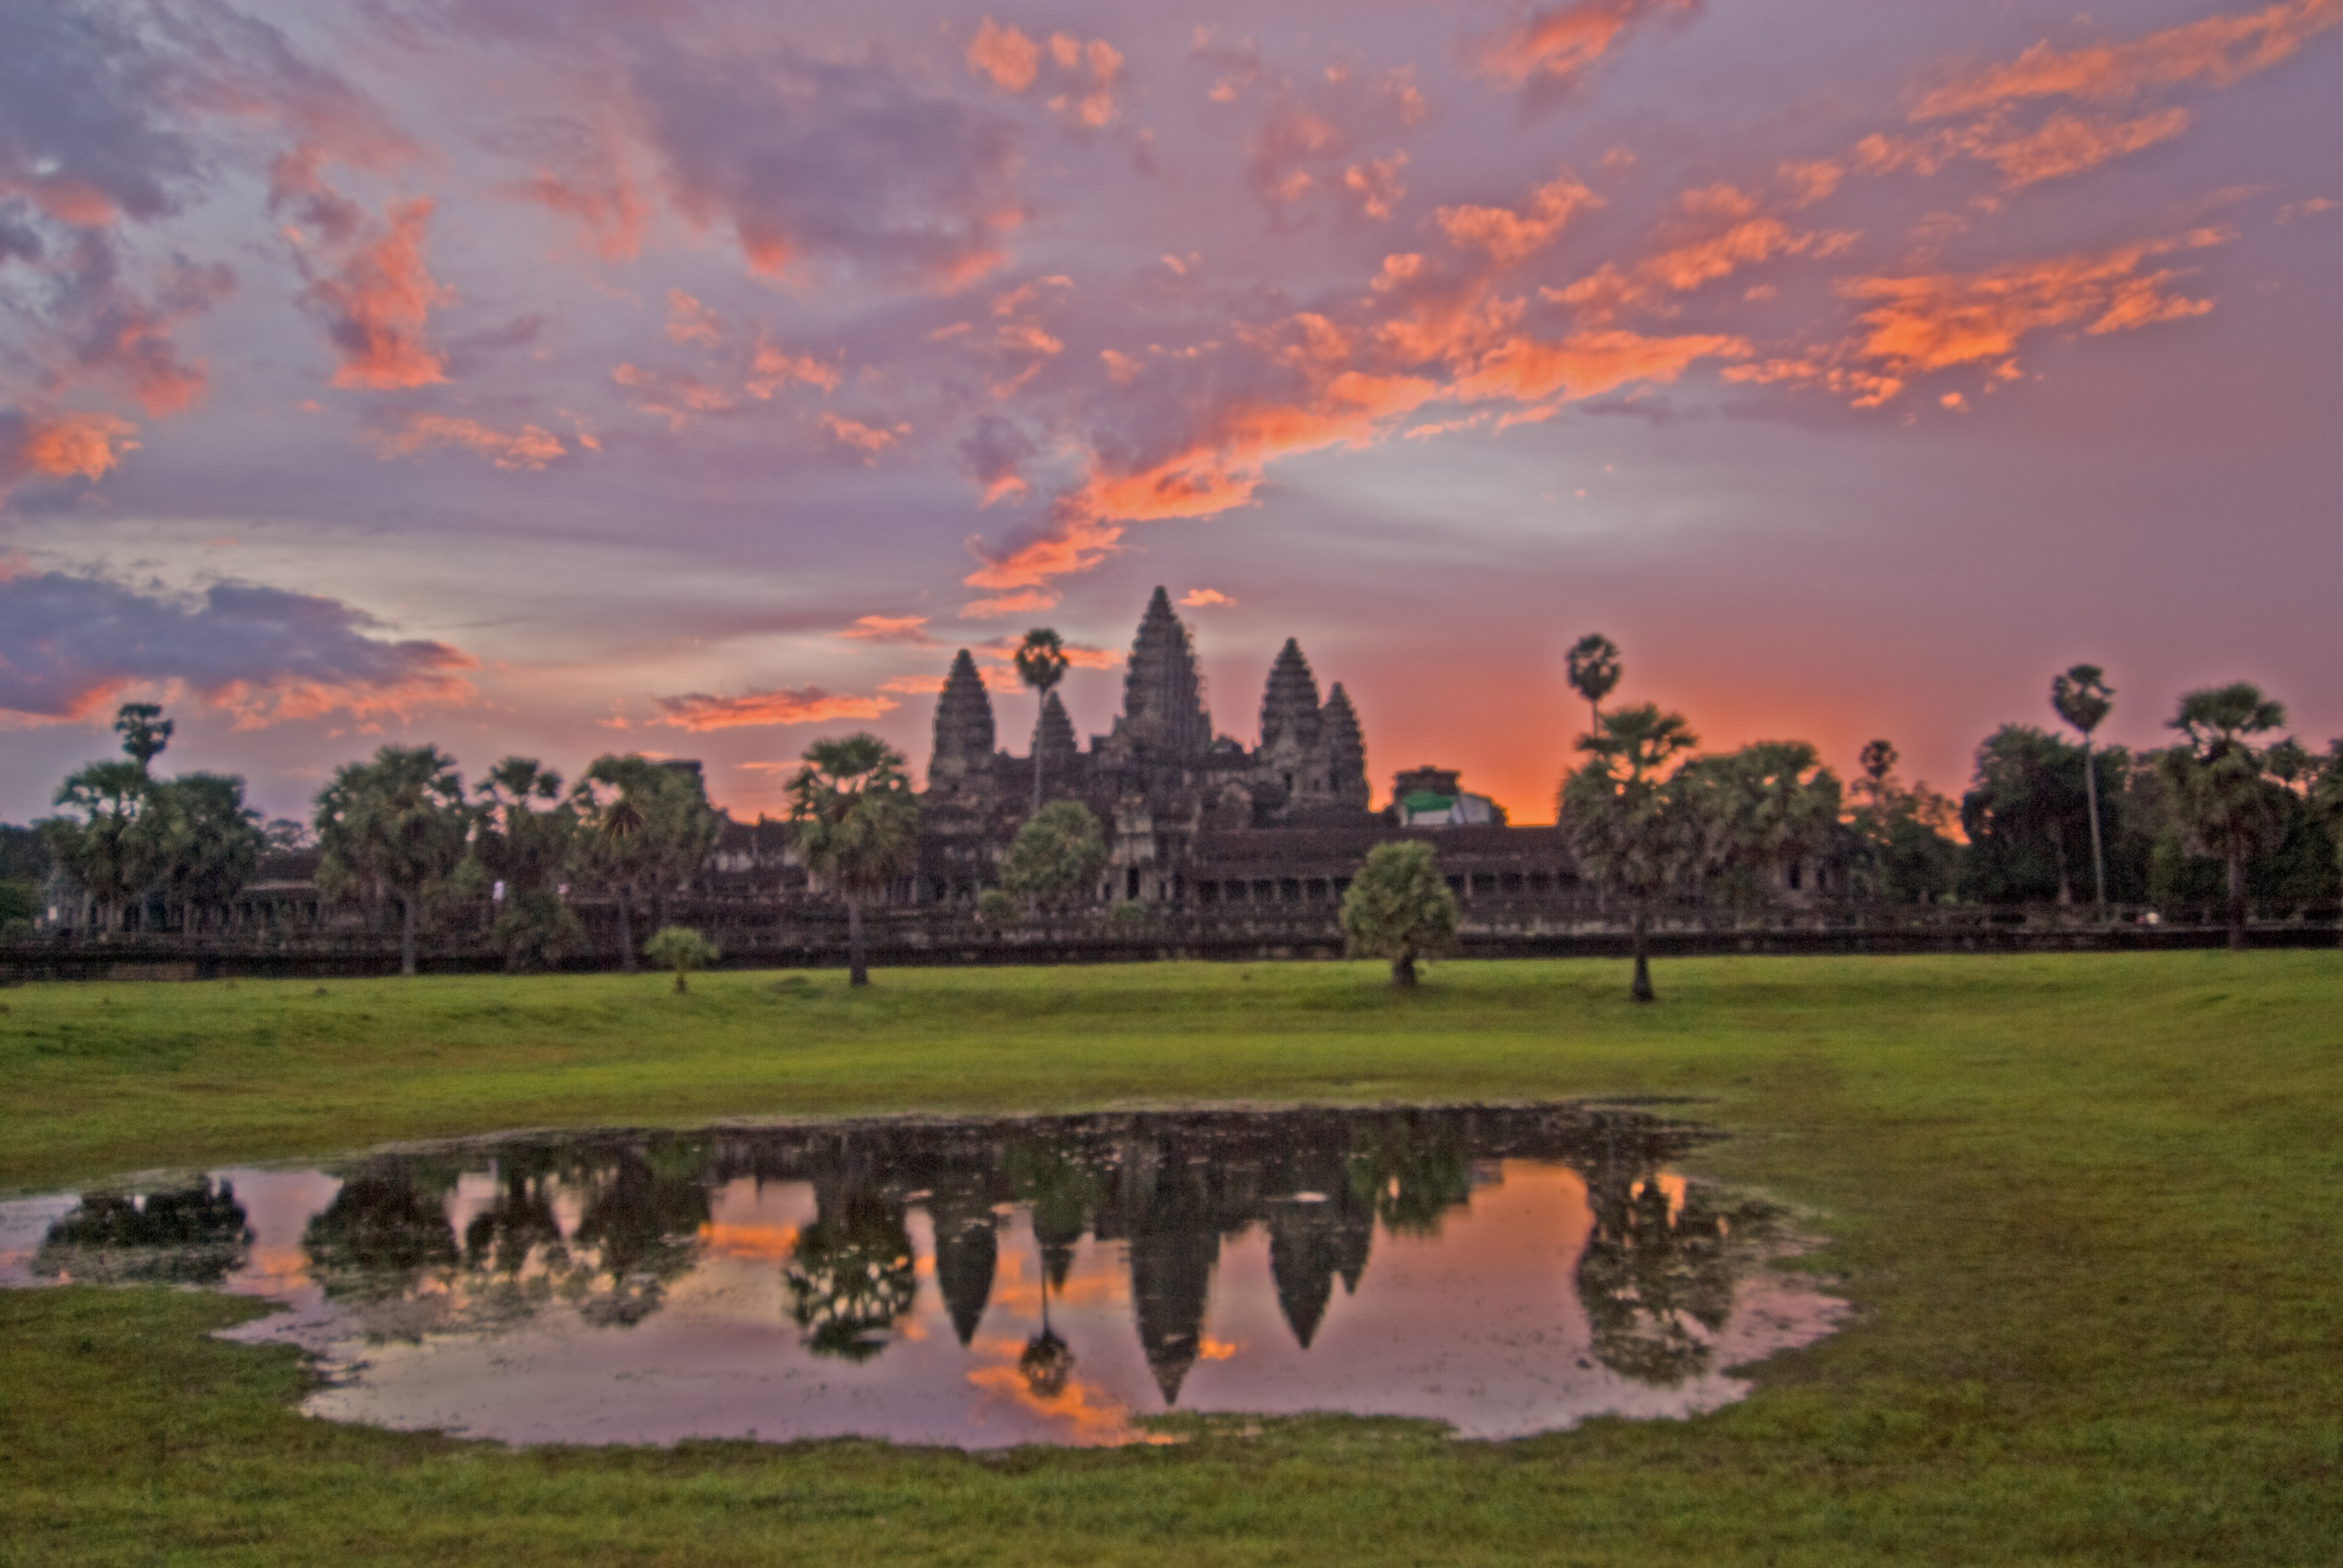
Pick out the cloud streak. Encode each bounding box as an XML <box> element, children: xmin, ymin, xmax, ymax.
<box><xmin>651</xmin><ymin>685</ymin><xmax>898</xmax><ymax>730</ymax></box>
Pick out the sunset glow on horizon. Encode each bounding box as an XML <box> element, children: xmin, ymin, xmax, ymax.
<box><xmin>3</xmin><ymin>0</ymin><xmax>2338</xmax><ymax>823</ymax></box>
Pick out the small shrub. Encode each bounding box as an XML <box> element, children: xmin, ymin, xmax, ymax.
<box><xmin>975</xmin><ymin>887</ymin><xmax>1022</xmax><ymax>927</ymax></box>
<box><xmin>643</xmin><ymin>926</ymin><xmax>719</xmax><ymax>993</ymax></box>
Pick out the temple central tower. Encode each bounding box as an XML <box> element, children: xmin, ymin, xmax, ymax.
<box><xmin>1114</xmin><ymin>587</ymin><xmax>1213</xmax><ymax>756</ymax></box>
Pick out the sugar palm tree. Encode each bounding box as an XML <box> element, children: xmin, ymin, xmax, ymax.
<box><xmin>1558</xmin><ymin>703</ymin><xmax>1701</xmax><ymax>1002</ymax></box>
<box><xmin>2158</xmin><ymin>683</ymin><xmax>2290</xmax><ymax>950</ymax></box>
<box><xmin>313</xmin><ymin>746</ymin><xmax>471</xmax><ymax>976</ymax></box>
<box><xmin>1565</xmin><ymin>633</ymin><xmax>1622</xmax><ymax>740</ymax></box>
<box><xmin>785</xmin><ymin>734</ymin><xmax>921</xmax><ymax>987</ymax></box>
<box><xmin>2051</xmin><ymin>664</ymin><xmax>2115</xmax><ymax>919</ymax></box>
<box><xmin>1014</xmin><ymin>628</ymin><xmax>1071</xmax><ymax>811</ymax></box>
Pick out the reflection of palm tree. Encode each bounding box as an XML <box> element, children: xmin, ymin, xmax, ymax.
<box><xmin>303</xmin><ymin>1163</ymin><xmax>460</xmax><ymax>1302</ymax></box>
<box><xmin>1019</xmin><ymin>1252</ymin><xmax>1075</xmax><ymax>1399</ymax></box>
<box><xmin>37</xmin><ymin>1179</ymin><xmax>252</xmax><ymax>1285</ymax></box>
<box><xmin>785</xmin><ymin>1184</ymin><xmax>917</xmax><ymax>1361</ymax></box>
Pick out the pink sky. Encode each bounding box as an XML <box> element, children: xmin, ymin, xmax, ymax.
<box><xmin>3</xmin><ymin>0</ymin><xmax>2338</xmax><ymax>825</ymax></box>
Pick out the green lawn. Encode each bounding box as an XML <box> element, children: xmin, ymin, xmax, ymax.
<box><xmin>3</xmin><ymin>954</ymin><xmax>2339</xmax><ymax>1565</ymax></box>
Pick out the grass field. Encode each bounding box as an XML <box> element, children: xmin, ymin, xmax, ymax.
<box><xmin>2</xmin><ymin>953</ymin><xmax>2339</xmax><ymax>1565</ymax></box>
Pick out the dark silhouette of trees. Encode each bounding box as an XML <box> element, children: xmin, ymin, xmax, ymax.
<box><xmin>302</xmin><ymin>1163</ymin><xmax>459</xmax><ymax>1302</ymax></box>
<box><xmin>41</xmin><ymin>760</ymin><xmax>168</xmax><ymax>932</ymax></box>
<box><xmin>785</xmin><ymin>734</ymin><xmax>920</xmax><ymax>987</ymax></box>
<box><xmin>1676</xmin><ymin>740</ymin><xmax>1844</xmax><ymax>907</ymax></box>
<box><xmin>154</xmin><ymin>773</ymin><xmax>264</xmax><ymax>933</ymax></box>
<box><xmin>314</xmin><ymin>746</ymin><xmax>471</xmax><ymax>976</ymax></box>
<box><xmin>1847</xmin><ymin>742</ymin><xmax>1964</xmax><ymax>904</ymax></box>
<box><xmin>1014</xmin><ymin>628</ymin><xmax>1071</xmax><ymax>811</ymax></box>
<box><xmin>1558</xmin><ymin>704</ymin><xmax>1702</xmax><ymax>1002</ymax></box>
<box><xmin>2051</xmin><ymin>665</ymin><xmax>2116</xmax><ymax>917</ymax></box>
<box><xmin>1338</xmin><ymin>840</ymin><xmax>1459</xmax><ymax>985</ymax></box>
<box><xmin>1961</xmin><ymin>727</ymin><xmax>2096</xmax><ymax>906</ymax></box>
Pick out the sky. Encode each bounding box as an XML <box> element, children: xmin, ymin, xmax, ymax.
<box><xmin>2</xmin><ymin>0</ymin><xmax>2338</xmax><ymax>826</ymax></box>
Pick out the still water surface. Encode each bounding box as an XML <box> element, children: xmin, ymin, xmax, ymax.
<box><xmin>0</xmin><ymin>1105</ymin><xmax>1841</xmax><ymax>1446</ymax></box>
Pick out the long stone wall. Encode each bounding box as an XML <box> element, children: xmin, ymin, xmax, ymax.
<box><xmin>5</xmin><ymin>901</ymin><xmax>2336</xmax><ymax>981</ymax></box>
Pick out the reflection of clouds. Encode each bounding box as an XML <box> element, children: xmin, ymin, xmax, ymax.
<box><xmin>696</xmin><ymin>1221</ymin><xmax>799</xmax><ymax>1261</ymax></box>
<box><xmin>1197</xmin><ymin>1336</ymin><xmax>1242</xmax><ymax>1362</ymax></box>
<box><xmin>965</xmin><ymin>1341</ymin><xmax>1173</xmax><ymax>1448</ymax></box>
<box><xmin>981</xmin><ymin>1244</ymin><xmax>1131</xmax><ymax>1316</ymax></box>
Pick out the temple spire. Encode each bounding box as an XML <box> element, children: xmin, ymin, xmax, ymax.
<box><xmin>1118</xmin><ymin>587</ymin><xmax>1212</xmax><ymax>754</ymax></box>
<box><xmin>930</xmin><ymin>650</ymin><xmax>996</xmax><ymax>785</ymax></box>
<box><xmin>1259</xmin><ymin>639</ymin><xmax>1323</xmax><ymax>750</ymax></box>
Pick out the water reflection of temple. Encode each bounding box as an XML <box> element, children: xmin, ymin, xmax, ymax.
<box><xmin>32</xmin><ymin>1106</ymin><xmax>1764</xmax><ymax>1394</ymax></box>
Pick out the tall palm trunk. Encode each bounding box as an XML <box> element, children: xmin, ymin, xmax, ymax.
<box><xmin>399</xmin><ymin>892</ymin><xmax>418</xmax><ymax>977</ymax></box>
<box><xmin>1033</xmin><ymin>707</ymin><xmax>1046</xmax><ymax>814</ymax></box>
<box><xmin>2082</xmin><ymin>741</ymin><xmax>2108</xmax><ymax>918</ymax></box>
<box><xmin>848</xmin><ymin>895</ymin><xmax>868</xmax><ymax>987</ymax></box>
<box><xmin>1630</xmin><ymin>910</ymin><xmax>1654</xmax><ymax>1002</ymax></box>
<box><xmin>615</xmin><ymin>887</ymin><xmax>637</xmax><ymax>973</ymax></box>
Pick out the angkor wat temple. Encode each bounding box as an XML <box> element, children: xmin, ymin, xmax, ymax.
<box><xmin>913</xmin><ymin>587</ymin><xmax>1575</xmax><ymax>911</ymax></box>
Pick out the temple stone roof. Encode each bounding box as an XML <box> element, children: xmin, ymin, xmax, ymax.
<box><xmin>931</xmin><ymin>650</ymin><xmax>995</xmax><ymax>782</ymax></box>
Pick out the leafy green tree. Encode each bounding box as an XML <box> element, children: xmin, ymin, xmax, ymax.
<box><xmin>314</xmin><ymin>746</ymin><xmax>471</xmax><ymax>976</ymax></box>
<box><xmin>643</xmin><ymin>925</ymin><xmax>719</xmax><ymax>993</ymax></box>
<box><xmin>784</xmin><ymin>1183</ymin><xmax>917</xmax><ymax>1361</ymax></box>
<box><xmin>998</xmin><ymin>799</ymin><xmax>1107</xmax><ymax>913</ymax></box>
<box><xmin>153</xmin><ymin>773</ymin><xmax>264</xmax><ymax>933</ymax></box>
<box><xmin>1565</xmin><ymin>633</ymin><xmax>1622</xmax><ymax>739</ymax></box>
<box><xmin>2051</xmin><ymin>665</ymin><xmax>2116</xmax><ymax>917</ymax></box>
<box><xmin>1558</xmin><ymin>704</ymin><xmax>1702</xmax><ymax>1002</ymax></box>
<box><xmin>1675</xmin><ymin>740</ymin><xmax>1843</xmax><ymax>906</ymax></box>
<box><xmin>571</xmin><ymin>757</ymin><xmax>718</xmax><ymax>973</ymax></box>
<box><xmin>112</xmin><ymin>702</ymin><xmax>172</xmax><ymax>773</ymax></box>
<box><xmin>474</xmin><ymin>758</ymin><xmax>582</xmax><ymax>972</ymax></box>
<box><xmin>0</xmin><ymin>825</ymin><xmax>48</xmax><ymax>933</ymax></box>
<box><xmin>1338</xmin><ymin>839</ymin><xmax>1459</xmax><ymax>986</ymax></box>
<box><xmin>40</xmin><ymin>760</ymin><xmax>168</xmax><ymax>932</ymax></box>
<box><xmin>1846</xmin><ymin>741</ymin><xmax>1964</xmax><ymax>904</ymax></box>
<box><xmin>1014</xmin><ymin>628</ymin><xmax>1071</xmax><ymax>811</ymax></box>
<box><xmin>785</xmin><ymin>734</ymin><xmax>921</xmax><ymax>987</ymax></box>
<box><xmin>2157</xmin><ymin>684</ymin><xmax>2293</xmax><ymax>950</ymax></box>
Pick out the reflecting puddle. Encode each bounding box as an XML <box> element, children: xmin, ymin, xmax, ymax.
<box><xmin>0</xmin><ymin>1106</ymin><xmax>1843</xmax><ymax>1446</ymax></box>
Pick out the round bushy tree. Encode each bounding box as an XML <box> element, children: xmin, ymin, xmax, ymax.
<box><xmin>1339</xmin><ymin>840</ymin><xmax>1459</xmax><ymax>986</ymax></box>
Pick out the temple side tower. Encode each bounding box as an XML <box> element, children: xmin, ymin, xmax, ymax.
<box><xmin>1320</xmin><ymin>683</ymin><xmax>1371</xmax><ymax>809</ymax></box>
<box><xmin>929</xmin><ymin>649</ymin><xmax>996</xmax><ymax>792</ymax></box>
<box><xmin>1259</xmin><ymin>639</ymin><xmax>1323</xmax><ymax>751</ymax></box>
<box><xmin>1113</xmin><ymin>587</ymin><xmax>1213</xmax><ymax>756</ymax></box>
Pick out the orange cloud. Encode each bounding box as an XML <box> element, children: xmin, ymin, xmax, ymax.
<box><xmin>1181</xmin><ymin>588</ymin><xmax>1237</xmax><ymax>607</ymax></box>
<box><xmin>297</xmin><ymin>192</ymin><xmax>451</xmax><ymax>390</ymax></box>
<box><xmin>819</xmin><ymin>413</ymin><xmax>908</xmax><ymax>457</ymax></box>
<box><xmin>614</xmin><ymin>363</ymin><xmax>735</xmax><ymax>428</ymax></box>
<box><xmin>369</xmin><ymin>413</ymin><xmax>567</xmax><ymax>471</ymax></box>
<box><xmin>1479</xmin><ymin>0</ymin><xmax>1700</xmax><ymax>90</ymax></box>
<box><xmin>961</xmin><ymin>587</ymin><xmax>1064</xmax><ymax>618</ymax></box>
<box><xmin>652</xmin><ymin>686</ymin><xmax>898</xmax><ymax>730</ymax></box>
<box><xmin>1912</xmin><ymin>0</ymin><xmax>2343</xmax><ymax>119</ymax></box>
<box><xmin>1837</xmin><ymin>230</ymin><xmax>2225</xmax><ymax>387</ymax></box>
<box><xmin>1454</xmin><ymin>328</ymin><xmax>1748</xmax><ymax>404</ymax></box>
<box><xmin>11</xmin><ymin>411</ymin><xmax>142</xmax><ymax>482</ymax></box>
<box><xmin>1437</xmin><ymin>173</ymin><xmax>1598</xmax><ymax>263</ymax></box>
<box><xmin>1856</xmin><ymin>107</ymin><xmax>2195</xmax><ymax>188</ymax></box>
<box><xmin>967</xmin><ymin>18</ymin><xmax>1040</xmax><ymax>92</ymax></box>
<box><xmin>1552</xmin><ymin>185</ymin><xmax>1842</xmax><ymax>320</ymax></box>
<box><xmin>664</xmin><ymin>289</ymin><xmax>722</xmax><ymax>346</ymax></box>
<box><xmin>841</xmin><ymin>615</ymin><xmax>938</xmax><ymax>646</ymax></box>
<box><xmin>507</xmin><ymin>126</ymin><xmax>650</xmax><ymax>261</ymax></box>
<box><xmin>747</xmin><ymin>335</ymin><xmax>840</xmax><ymax>397</ymax></box>
<box><xmin>1343</xmin><ymin>153</ymin><xmax>1409</xmax><ymax>220</ymax></box>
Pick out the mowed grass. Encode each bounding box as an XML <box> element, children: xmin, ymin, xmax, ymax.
<box><xmin>2</xmin><ymin>953</ymin><xmax>2339</xmax><ymax>1566</ymax></box>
